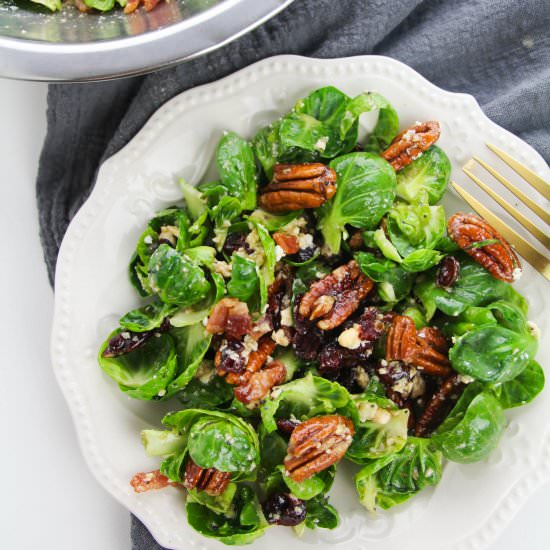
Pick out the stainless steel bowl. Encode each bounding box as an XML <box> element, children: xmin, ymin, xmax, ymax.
<box><xmin>0</xmin><ymin>0</ymin><xmax>293</xmax><ymax>81</ymax></box>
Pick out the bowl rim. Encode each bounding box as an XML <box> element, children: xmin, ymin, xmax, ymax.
<box><xmin>0</xmin><ymin>0</ymin><xmax>294</xmax><ymax>81</ymax></box>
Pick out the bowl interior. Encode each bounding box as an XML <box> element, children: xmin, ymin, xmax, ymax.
<box><xmin>0</xmin><ymin>0</ymin><xmax>222</xmax><ymax>43</ymax></box>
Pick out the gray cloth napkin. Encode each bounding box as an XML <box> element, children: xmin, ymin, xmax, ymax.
<box><xmin>35</xmin><ymin>0</ymin><xmax>549</xmax><ymax>548</ymax></box>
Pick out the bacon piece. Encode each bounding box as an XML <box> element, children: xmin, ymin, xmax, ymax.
<box><xmin>130</xmin><ymin>469</ymin><xmax>176</xmax><ymax>493</ymax></box>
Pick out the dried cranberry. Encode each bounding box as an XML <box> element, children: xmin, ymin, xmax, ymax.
<box><xmin>292</xmin><ymin>298</ymin><xmax>324</xmax><ymax>361</ymax></box>
<box><xmin>222</xmin><ymin>232</ymin><xmax>251</xmax><ymax>256</ymax></box>
<box><xmin>435</xmin><ymin>256</ymin><xmax>460</xmax><ymax>289</ymax></box>
<box><xmin>276</xmin><ymin>418</ymin><xmax>299</xmax><ymax>435</ymax></box>
<box><xmin>319</xmin><ymin>343</ymin><xmax>347</xmax><ymax>374</ymax></box>
<box><xmin>102</xmin><ymin>329</ymin><xmax>154</xmax><ymax>358</ymax></box>
<box><xmin>218</xmin><ymin>339</ymin><xmax>246</xmax><ymax>374</ymax></box>
<box><xmin>286</xmin><ymin>245</ymin><xmax>318</xmax><ymax>264</ymax></box>
<box><xmin>263</xmin><ymin>492</ymin><xmax>306</xmax><ymax>526</ymax></box>
<box><xmin>334</xmin><ymin>366</ymin><xmax>371</xmax><ymax>394</ymax></box>
<box><xmin>357</xmin><ymin>307</ymin><xmax>394</xmax><ymax>343</ymax></box>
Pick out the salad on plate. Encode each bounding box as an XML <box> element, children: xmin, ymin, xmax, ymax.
<box><xmin>98</xmin><ymin>85</ymin><xmax>544</xmax><ymax>545</ymax></box>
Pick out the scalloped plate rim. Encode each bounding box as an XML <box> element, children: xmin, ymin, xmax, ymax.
<box><xmin>51</xmin><ymin>54</ymin><xmax>550</xmax><ymax>550</ymax></box>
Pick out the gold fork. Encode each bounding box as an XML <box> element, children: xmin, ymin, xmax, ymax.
<box><xmin>452</xmin><ymin>143</ymin><xmax>550</xmax><ymax>281</ymax></box>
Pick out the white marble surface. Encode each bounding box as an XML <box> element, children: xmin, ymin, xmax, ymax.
<box><xmin>1</xmin><ymin>78</ymin><xmax>547</xmax><ymax>550</ymax></box>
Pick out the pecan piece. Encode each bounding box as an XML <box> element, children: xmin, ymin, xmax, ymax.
<box><xmin>385</xmin><ymin>315</ymin><xmax>417</xmax><ymax>364</ymax></box>
<box><xmin>448</xmin><ymin>213</ymin><xmax>521</xmax><ymax>282</ymax></box>
<box><xmin>225</xmin><ymin>336</ymin><xmax>276</xmax><ymax>385</ymax></box>
<box><xmin>386</xmin><ymin>316</ymin><xmax>452</xmax><ymax>376</ymax></box>
<box><xmin>414</xmin><ymin>374</ymin><xmax>465</xmax><ymax>436</ymax></box>
<box><xmin>381</xmin><ymin>121</ymin><xmax>440</xmax><ymax>171</ymax></box>
<box><xmin>130</xmin><ymin>469</ymin><xmax>177</xmax><ymax>493</ymax></box>
<box><xmin>273</xmin><ymin>232</ymin><xmax>301</xmax><ymax>255</ymax></box>
<box><xmin>206</xmin><ymin>298</ymin><xmax>252</xmax><ymax>340</ymax></box>
<box><xmin>124</xmin><ymin>0</ymin><xmax>161</xmax><ymax>13</ymax></box>
<box><xmin>284</xmin><ymin>415</ymin><xmax>354</xmax><ymax>482</ymax></box>
<box><xmin>298</xmin><ymin>260</ymin><xmax>373</xmax><ymax>330</ymax></box>
<box><xmin>415</xmin><ymin>326</ymin><xmax>452</xmax><ymax>376</ymax></box>
<box><xmin>183</xmin><ymin>458</ymin><xmax>231</xmax><ymax>496</ymax></box>
<box><xmin>258</xmin><ymin>163</ymin><xmax>337</xmax><ymax>213</ymax></box>
<box><xmin>233</xmin><ymin>360</ymin><xmax>286</xmax><ymax>404</ymax></box>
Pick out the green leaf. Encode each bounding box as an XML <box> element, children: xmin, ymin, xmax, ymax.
<box><xmin>415</xmin><ymin>256</ymin><xmax>510</xmax><ymax>319</ymax></box>
<box><xmin>179</xmin><ymin>178</ymin><xmax>207</xmax><ymax>220</ymax></box>
<box><xmin>493</xmin><ymin>360</ymin><xmax>545</xmax><ymax>409</ymax></box>
<box><xmin>29</xmin><ymin>0</ymin><xmax>62</xmax><ymax>10</ymax></box>
<box><xmin>187</xmin><ymin>483</ymin><xmax>238</xmax><ymax>516</ymax></box>
<box><xmin>216</xmin><ymin>132</ymin><xmax>257</xmax><ymax>211</ymax></box>
<box><xmin>395</xmin><ymin>146</ymin><xmax>451</xmax><ymax>205</ymax></box>
<box><xmin>432</xmin><ymin>384</ymin><xmax>506</xmax><ymax>463</ymax></box>
<box><xmin>211</xmin><ymin>196</ymin><xmax>243</xmax><ymax>251</ymax></box>
<box><xmin>401</xmin><ymin>249</ymin><xmax>443</xmax><ymax>273</ymax></box>
<box><xmin>141</xmin><ymin>429</ymin><xmax>186</xmax><ymax>457</ymax></box>
<box><xmin>280</xmin><ymin>466</ymin><xmax>335</xmax><ymax>500</ymax></box>
<box><xmin>83</xmin><ymin>0</ymin><xmax>115</xmax><ymax>10</ymax></box>
<box><xmin>450</xmin><ymin>326</ymin><xmax>537</xmax><ymax>383</ymax></box>
<box><xmin>347</xmin><ymin>393</ymin><xmax>409</xmax><ymax>462</ymax></box>
<box><xmin>98</xmin><ymin>330</ymin><xmax>178</xmax><ymax>400</ymax></box>
<box><xmin>304</xmin><ymin>495</ymin><xmax>339</xmax><ymax>530</ymax></box>
<box><xmin>186</xmin><ymin>486</ymin><xmax>268</xmax><ymax>545</ymax></box>
<box><xmin>148</xmin><ymin>244</ymin><xmax>210</xmax><ymax>306</ymax></box>
<box><xmin>260</xmin><ymin>373</ymin><xmax>351</xmax><ymax>433</ymax></box>
<box><xmin>119</xmin><ymin>299</ymin><xmax>176</xmax><ymax>332</ymax></box>
<box><xmin>355</xmin><ymin>437</ymin><xmax>442</xmax><ymax>512</ymax></box>
<box><xmin>165</xmin><ymin>324</ymin><xmax>212</xmax><ymax>396</ymax></box>
<box><xmin>318</xmin><ymin>152</ymin><xmax>396</xmax><ymax>254</ymax></box>
<box><xmin>178</xmin><ymin>364</ymin><xmax>234</xmax><ymax>410</ymax></box>
<box><xmin>228</xmin><ymin>255</ymin><xmax>259</xmax><ymax>302</ymax></box>
<box><xmin>248</xmin><ymin>209</ymin><xmax>304</xmax><ymax>232</ymax></box>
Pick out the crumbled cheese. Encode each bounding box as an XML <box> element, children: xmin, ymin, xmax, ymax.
<box><xmin>280</xmin><ymin>307</ymin><xmax>294</xmax><ymax>327</ymax></box>
<box><xmin>457</xmin><ymin>374</ymin><xmax>475</xmax><ymax>384</ymax></box>
<box><xmin>121</xmin><ymin>331</ymin><xmax>131</xmax><ymax>340</ymax></box>
<box><xmin>143</xmin><ymin>235</ymin><xmax>153</xmax><ymax>245</ymax></box>
<box><xmin>315</xmin><ymin>136</ymin><xmax>329</xmax><ymax>152</ymax></box>
<box><xmin>527</xmin><ymin>321</ymin><xmax>540</xmax><ymax>339</ymax></box>
<box><xmin>283</xmin><ymin>217</ymin><xmax>308</xmax><ymax>237</ymax></box>
<box><xmin>357</xmin><ymin>401</ymin><xmax>378</xmax><ymax>422</ymax></box>
<box><xmin>159</xmin><ymin>225</ymin><xmax>179</xmax><ymax>245</ymax></box>
<box><xmin>411</xmin><ymin>373</ymin><xmax>426</xmax><ymax>398</ymax></box>
<box><xmin>271</xmin><ymin>387</ymin><xmax>282</xmax><ymax>399</ymax></box>
<box><xmin>297</xmin><ymin>232</ymin><xmax>314</xmax><ymax>249</ymax></box>
<box><xmin>196</xmin><ymin>361</ymin><xmax>215</xmax><ymax>384</ymax></box>
<box><xmin>334</xmin><ymin>422</ymin><xmax>352</xmax><ymax>437</ymax></box>
<box><xmin>354</xmin><ymin>368</ymin><xmax>370</xmax><ymax>390</ymax></box>
<box><xmin>512</xmin><ymin>267</ymin><xmax>523</xmax><ymax>281</ymax></box>
<box><xmin>373</xmin><ymin>408</ymin><xmax>392</xmax><ymax>425</ymax></box>
<box><xmin>242</xmin><ymin>334</ymin><xmax>259</xmax><ymax>356</ymax></box>
<box><xmin>392</xmin><ymin>376</ymin><xmax>413</xmax><ymax>396</ymax></box>
<box><xmin>275</xmin><ymin>245</ymin><xmax>286</xmax><ymax>262</ymax></box>
<box><xmin>338</xmin><ymin>324</ymin><xmax>363</xmax><ymax>350</ymax></box>
<box><xmin>272</xmin><ymin>329</ymin><xmax>290</xmax><ymax>347</ymax></box>
<box><xmin>213</xmin><ymin>260</ymin><xmax>232</xmax><ymax>278</ymax></box>
<box><xmin>425</xmin><ymin>468</ymin><xmax>434</xmax><ymax>478</ymax></box>
<box><xmin>157</xmin><ymin>389</ymin><xmax>167</xmax><ymax>397</ymax></box>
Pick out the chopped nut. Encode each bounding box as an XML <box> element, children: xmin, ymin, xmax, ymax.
<box><xmin>233</xmin><ymin>360</ymin><xmax>287</xmax><ymax>404</ymax></box>
<box><xmin>206</xmin><ymin>298</ymin><xmax>252</xmax><ymax>340</ymax></box>
<box><xmin>338</xmin><ymin>324</ymin><xmax>362</xmax><ymax>350</ymax></box>
<box><xmin>273</xmin><ymin>232</ymin><xmax>300</xmax><ymax>255</ymax></box>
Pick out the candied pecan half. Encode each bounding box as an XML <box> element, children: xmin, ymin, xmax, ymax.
<box><xmin>183</xmin><ymin>458</ymin><xmax>232</xmax><ymax>496</ymax></box>
<box><xmin>386</xmin><ymin>316</ymin><xmax>452</xmax><ymax>376</ymax></box>
<box><xmin>448</xmin><ymin>213</ymin><xmax>521</xmax><ymax>282</ymax></box>
<box><xmin>130</xmin><ymin>469</ymin><xmax>177</xmax><ymax>493</ymax></box>
<box><xmin>233</xmin><ymin>360</ymin><xmax>287</xmax><ymax>404</ymax></box>
<box><xmin>298</xmin><ymin>260</ymin><xmax>374</xmax><ymax>330</ymax></box>
<box><xmin>385</xmin><ymin>315</ymin><xmax>417</xmax><ymax>364</ymax></box>
<box><xmin>273</xmin><ymin>232</ymin><xmax>300</xmax><ymax>255</ymax></box>
<box><xmin>284</xmin><ymin>415</ymin><xmax>354</xmax><ymax>482</ymax></box>
<box><xmin>381</xmin><ymin>121</ymin><xmax>441</xmax><ymax>171</ymax></box>
<box><xmin>259</xmin><ymin>163</ymin><xmax>337</xmax><ymax>213</ymax></box>
<box><xmin>225</xmin><ymin>336</ymin><xmax>276</xmax><ymax>385</ymax></box>
<box><xmin>415</xmin><ymin>327</ymin><xmax>452</xmax><ymax>376</ymax></box>
<box><xmin>206</xmin><ymin>298</ymin><xmax>252</xmax><ymax>340</ymax></box>
<box><xmin>414</xmin><ymin>374</ymin><xmax>466</xmax><ymax>437</ymax></box>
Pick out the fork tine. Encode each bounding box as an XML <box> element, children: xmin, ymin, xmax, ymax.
<box><xmin>471</xmin><ymin>156</ymin><xmax>550</xmax><ymax>225</ymax></box>
<box><xmin>463</xmin><ymin>163</ymin><xmax>550</xmax><ymax>248</ymax></box>
<box><xmin>487</xmin><ymin>143</ymin><xmax>550</xmax><ymax>201</ymax></box>
<box><xmin>452</xmin><ymin>182</ymin><xmax>550</xmax><ymax>281</ymax></box>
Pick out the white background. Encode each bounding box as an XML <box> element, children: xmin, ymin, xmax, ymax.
<box><xmin>0</xmin><ymin>78</ymin><xmax>548</xmax><ymax>550</ymax></box>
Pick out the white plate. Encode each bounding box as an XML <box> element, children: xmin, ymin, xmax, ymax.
<box><xmin>51</xmin><ymin>55</ymin><xmax>550</xmax><ymax>550</ymax></box>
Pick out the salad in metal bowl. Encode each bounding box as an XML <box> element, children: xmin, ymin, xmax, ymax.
<box><xmin>97</xmin><ymin>86</ymin><xmax>543</xmax><ymax>544</ymax></box>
